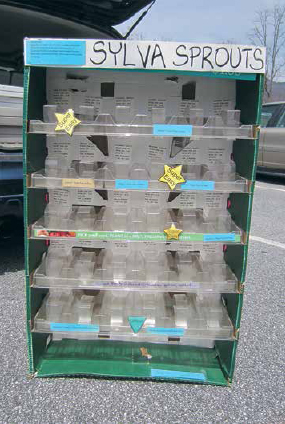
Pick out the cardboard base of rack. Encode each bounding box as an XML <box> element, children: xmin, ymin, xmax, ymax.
<box><xmin>34</xmin><ymin>339</ymin><xmax>229</xmax><ymax>386</ymax></box>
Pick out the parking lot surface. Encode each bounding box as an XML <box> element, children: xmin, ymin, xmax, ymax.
<box><xmin>0</xmin><ymin>175</ymin><xmax>284</xmax><ymax>424</ymax></box>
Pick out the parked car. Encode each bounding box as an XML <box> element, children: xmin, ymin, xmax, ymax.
<box><xmin>0</xmin><ymin>150</ymin><xmax>23</xmax><ymax>239</ymax></box>
<box><xmin>0</xmin><ymin>0</ymin><xmax>153</xmax><ymax>239</ymax></box>
<box><xmin>258</xmin><ymin>102</ymin><xmax>285</xmax><ymax>173</ymax></box>
<box><xmin>0</xmin><ymin>84</ymin><xmax>23</xmax><ymax>240</ymax></box>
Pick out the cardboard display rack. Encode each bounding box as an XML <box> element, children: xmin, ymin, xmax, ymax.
<box><xmin>23</xmin><ymin>39</ymin><xmax>264</xmax><ymax>385</ymax></box>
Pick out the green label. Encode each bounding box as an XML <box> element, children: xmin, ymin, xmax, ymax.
<box><xmin>34</xmin><ymin>229</ymin><xmax>241</xmax><ymax>243</ymax></box>
<box><xmin>76</xmin><ymin>231</ymin><xmax>204</xmax><ymax>241</ymax></box>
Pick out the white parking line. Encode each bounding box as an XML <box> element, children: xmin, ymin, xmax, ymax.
<box><xmin>255</xmin><ymin>184</ymin><xmax>285</xmax><ymax>193</ymax></box>
<box><xmin>250</xmin><ymin>235</ymin><xmax>285</xmax><ymax>249</ymax></box>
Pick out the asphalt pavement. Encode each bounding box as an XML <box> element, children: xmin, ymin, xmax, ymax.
<box><xmin>0</xmin><ymin>175</ymin><xmax>284</xmax><ymax>424</ymax></box>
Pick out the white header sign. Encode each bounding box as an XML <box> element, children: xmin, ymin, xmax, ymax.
<box><xmin>24</xmin><ymin>39</ymin><xmax>266</xmax><ymax>74</ymax></box>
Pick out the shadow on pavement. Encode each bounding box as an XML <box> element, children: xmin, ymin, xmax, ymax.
<box><xmin>0</xmin><ymin>221</ymin><xmax>24</xmax><ymax>274</ymax></box>
<box><xmin>256</xmin><ymin>172</ymin><xmax>285</xmax><ymax>186</ymax></box>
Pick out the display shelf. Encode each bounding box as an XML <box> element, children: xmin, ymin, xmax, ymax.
<box><xmin>43</xmin><ymin>133</ymin><xmax>235</xmax><ymax>167</ymax></box>
<box><xmin>31</xmin><ymin>229</ymin><xmax>242</xmax><ymax>243</ymax></box>
<box><xmin>33</xmin><ymin>188</ymin><xmax>232</xmax><ymax>217</ymax></box>
<box><xmin>30</xmin><ymin>170</ymin><xmax>249</xmax><ymax>193</ymax></box>
<box><xmin>33</xmin><ymin>291</ymin><xmax>234</xmax><ymax>343</ymax></box>
<box><xmin>32</xmin><ymin>248</ymin><xmax>238</xmax><ymax>293</ymax></box>
<box><xmin>29</xmin><ymin>158</ymin><xmax>247</xmax><ymax>192</ymax></box>
<box><xmin>31</xmin><ymin>228</ymin><xmax>242</xmax><ymax>243</ymax></box>
<box><xmin>30</xmin><ymin>206</ymin><xmax>243</xmax><ymax>243</ymax></box>
<box><xmin>29</xmin><ymin>116</ymin><xmax>255</xmax><ymax>139</ymax></box>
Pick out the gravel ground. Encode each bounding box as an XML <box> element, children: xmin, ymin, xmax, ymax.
<box><xmin>0</xmin><ymin>176</ymin><xmax>284</xmax><ymax>424</ymax></box>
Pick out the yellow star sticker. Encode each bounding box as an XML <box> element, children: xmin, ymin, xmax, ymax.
<box><xmin>55</xmin><ymin>109</ymin><xmax>81</xmax><ymax>136</ymax></box>
<box><xmin>164</xmin><ymin>223</ymin><xmax>183</xmax><ymax>240</ymax></box>
<box><xmin>159</xmin><ymin>165</ymin><xmax>185</xmax><ymax>190</ymax></box>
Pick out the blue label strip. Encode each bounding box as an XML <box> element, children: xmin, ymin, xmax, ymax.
<box><xmin>181</xmin><ymin>180</ymin><xmax>215</xmax><ymax>190</ymax></box>
<box><xmin>153</xmin><ymin>124</ymin><xmax>193</xmax><ymax>137</ymax></box>
<box><xmin>151</xmin><ymin>369</ymin><xmax>206</xmax><ymax>381</ymax></box>
<box><xmin>25</xmin><ymin>40</ymin><xmax>86</xmax><ymax>66</ymax></box>
<box><xmin>115</xmin><ymin>179</ymin><xmax>149</xmax><ymax>190</ymax></box>
<box><xmin>203</xmin><ymin>233</ymin><xmax>236</xmax><ymax>242</ymax></box>
<box><xmin>50</xmin><ymin>323</ymin><xmax>99</xmax><ymax>332</ymax></box>
<box><xmin>146</xmin><ymin>327</ymin><xmax>185</xmax><ymax>336</ymax></box>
